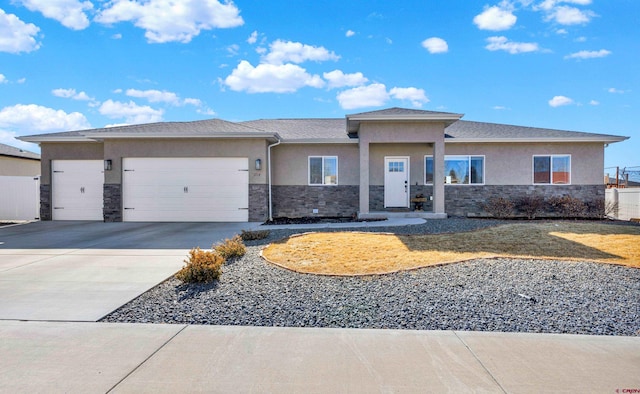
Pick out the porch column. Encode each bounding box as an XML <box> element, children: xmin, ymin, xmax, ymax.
<box><xmin>433</xmin><ymin>138</ymin><xmax>445</xmax><ymax>214</ymax></box>
<box><xmin>359</xmin><ymin>141</ymin><xmax>370</xmax><ymax>214</ymax></box>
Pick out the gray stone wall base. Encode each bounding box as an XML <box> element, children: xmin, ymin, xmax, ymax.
<box><xmin>103</xmin><ymin>184</ymin><xmax>122</xmax><ymax>222</ymax></box>
<box><xmin>445</xmin><ymin>184</ymin><xmax>605</xmax><ymax>217</ymax></box>
<box><xmin>369</xmin><ymin>185</ymin><xmax>434</xmax><ymax>212</ymax></box>
<box><xmin>272</xmin><ymin>185</ymin><xmax>359</xmax><ymax>218</ymax></box>
<box><xmin>40</xmin><ymin>184</ymin><xmax>51</xmax><ymax>221</ymax></box>
<box><xmin>249</xmin><ymin>184</ymin><xmax>268</xmax><ymax>222</ymax></box>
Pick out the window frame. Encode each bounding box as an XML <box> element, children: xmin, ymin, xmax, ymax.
<box><xmin>308</xmin><ymin>156</ymin><xmax>338</xmax><ymax>186</ymax></box>
<box><xmin>532</xmin><ymin>154</ymin><xmax>571</xmax><ymax>185</ymax></box>
<box><xmin>424</xmin><ymin>155</ymin><xmax>485</xmax><ymax>185</ymax></box>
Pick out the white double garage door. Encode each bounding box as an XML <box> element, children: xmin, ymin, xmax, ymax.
<box><xmin>52</xmin><ymin>158</ymin><xmax>249</xmax><ymax>222</ymax></box>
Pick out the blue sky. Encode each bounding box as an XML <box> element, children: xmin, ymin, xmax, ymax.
<box><xmin>0</xmin><ymin>0</ymin><xmax>637</xmax><ymax>169</ymax></box>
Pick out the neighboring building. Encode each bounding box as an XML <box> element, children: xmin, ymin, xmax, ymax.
<box><xmin>0</xmin><ymin>143</ymin><xmax>40</xmax><ymax>176</ymax></box>
<box><xmin>18</xmin><ymin>108</ymin><xmax>628</xmax><ymax>222</ymax></box>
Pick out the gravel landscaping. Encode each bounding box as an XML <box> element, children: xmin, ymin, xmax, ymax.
<box><xmin>102</xmin><ymin>219</ymin><xmax>640</xmax><ymax>336</ymax></box>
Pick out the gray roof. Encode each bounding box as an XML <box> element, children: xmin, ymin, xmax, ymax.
<box><xmin>348</xmin><ymin>107</ymin><xmax>460</xmax><ymax>117</ymax></box>
<box><xmin>16</xmin><ymin>107</ymin><xmax>628</xmax><ymax>144</ymax></box>
<box><xmin>20</xmin><ymin>118</ymin><xmax>272</xmax><ymax>141</ymax></box>
<box><xmin>240</xmin><ymin>119</ymin><xmax>348</xmax><ymax>140</ymax></box>
<box><xmin>445</xmin><ymin>120</ymin><xmax>627</xmax><ymax>142</ymax></box>
<box><xmin>0</xmin><ymin>143</ymin><xmax>40</xmax><ymax>160</ymax></box>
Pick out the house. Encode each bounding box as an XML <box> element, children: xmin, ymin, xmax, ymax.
<box><xmin>0</xmin><ymin>142</ymin><xmax>40</xmax><ymax>176</ymax></box>
<box><xmin>18</xmin><ymin>108</ymin><xmax>628</xmax><ymax>222</ymax></box>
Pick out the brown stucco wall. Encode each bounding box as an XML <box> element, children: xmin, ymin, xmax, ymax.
<box><xmin>39</xmin><ymin>142</ymin><xmax>104</xmax><ymax>184</ymax></box>
<box><xmin>0</xmin><ymin>156</ymin><xmax>40</xmax><ymax>176</ymax></box>
<box><xmin>445</xmin><ymin>142</ymin><xmax>604</xmax><ymax>185</ymax></box>
<box><xmin>271</xmin><ymin>143</ymin><xmax>359</xmax><ymax>186</ymax></box>
<box><xmin>103</xmin><ymin>138</ymin><xmax>269</xmax><ymax>184</ymax></box>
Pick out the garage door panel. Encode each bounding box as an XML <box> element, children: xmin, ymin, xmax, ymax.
<box><xmin>52</xmin><ymin>160</ymin><xmax>104</xmax><ymax>221</ymax></box>
<box><xmin>122</xmin><ymin>158</ymin><xmax>249</xmax><ymax>222</ymax></box>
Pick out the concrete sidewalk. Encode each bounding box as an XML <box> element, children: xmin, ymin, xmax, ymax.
<box><xmin>1</xmin><ymin>321</ymin><xmax>638</xmax><ymax>393</ymax></box>
<box><xmin>259</xmin><ymin>217</ymin><xmax>426</xmax><ymax>230</ymax></box>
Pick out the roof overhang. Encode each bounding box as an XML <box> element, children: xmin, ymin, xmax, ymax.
<box><xmin>445</xmin><ymin>136</ymin><xmax>630</xmax><ymax>144</ymax></box>
<box><xmin>18</xmin><ymin>133</ymin><xmax>281</xmax><ymax>143</ymax></box>
<box><xmin>280</xmin><ymin>138</ymin><xmax>358</xmax><ymax>144</ymax></box>
<box><xmin>347</xmin><ymin>112</ymin><xmax>464</xmax><ymax>133</ymax></box>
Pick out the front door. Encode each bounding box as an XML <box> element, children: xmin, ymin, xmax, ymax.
<box><xmin>384</xmin><ymin>157</ymin><xmax>409</xmax><ymax>208</ymax></box>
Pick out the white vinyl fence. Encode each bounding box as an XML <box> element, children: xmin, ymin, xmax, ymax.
<box><xmin>605</xmin><ymin>188</ymin><xmax>640</xmax><ymax>221</ymax></box>
<box><xmin>0</xmin><ymin>176</ymin><xmax>40</xmax><ymax>221</ymax></box>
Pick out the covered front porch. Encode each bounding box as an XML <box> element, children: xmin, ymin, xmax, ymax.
<box><xmin>345</xmin><ymin>108</ymin><xmax>463</xmax><ymax>220</ymax></box>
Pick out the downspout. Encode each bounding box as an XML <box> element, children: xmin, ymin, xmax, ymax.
<box><xmin>267</xmin><ymin>137</ymin><xmax>281</xmax><ymax>221</ymax></box>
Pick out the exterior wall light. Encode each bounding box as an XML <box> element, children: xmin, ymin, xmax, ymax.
<box><xmin>255</xmin><ymin>158</ymin><xmax>262</xmax><ymax>170</ymax></box>
<box><xmin>104</xmin><ymin>159</ymin><xmax>112</xmax><ymax>171</ymax></box>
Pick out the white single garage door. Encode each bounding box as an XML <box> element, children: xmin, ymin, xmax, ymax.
<box><xmin>52</xmin><ymin>160</ymin><xmax>104</xmax><ymax>221</ymax></box>
<box><xmin>122</xmin><ymin>157</ymin><xmax>249</xmax><ymax>222</ymax></box>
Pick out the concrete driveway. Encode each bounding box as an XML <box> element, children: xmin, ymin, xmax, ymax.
<box><xmin>0</xmin><ymin>221</ymin><xmax>259</xmax><ymax>321</ymax></box>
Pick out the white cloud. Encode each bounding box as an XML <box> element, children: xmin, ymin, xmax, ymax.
<box><xmin>95</xmin><ymin>0</ymin><xmax>244</xmax><ymax>43</ymax></box>
<box><xmin>564</xmin><ymin>49</ymin><xmax>611</xmax><ymax>60</ymax></box>
<box><xmin>345</xmin><ymin>30</ymin><xmax>355</xmax><ymax>37</ymax></box>
<box><xmin>589</xmin><ymin>100</ymin><xmax>599</xmax><ymax>106</ymax></box>
<box><xmin>608</xmin><ymin>88</ymin><xmax>625</xmax><ymax>94</ymax></box>
<box><xmin>247</xmin><ymin>30</ymin><xmax>258</xmax><ymax>44</ymax></box>
<box><xmin>323</xmin><ymin>70</ymin><xmax>368</xmax><ymax>89</ymax></box>
<box><xmin>99</xmin><ymin>100</ymin><xmax>164</xmax><ymax>124</ymax></box>
<box><xmin>556</xmin><ymin>28</ymin><xmax>568</xmax><ymax>34</ymax></box>
<box><xmin>0</xmin><ymin>9</ymin><xmax>41</xmax><ymax>53</ymax></box>
<box><xmin>389</xmin><ymin>87</ymin><xmax>429</xmax><ymax>107</ymax></box>
<box><xmin>536</xmin><ymin>0</ymin><xmax>592</xmax><ymax>11</ymax></box>
<box><xmin>421</xmin><ymin>37</ymin><xmax>448</xmax><ymax>54</ymax></box>
<box><xmin>485</xmin><ymin>36</ymin><xmax>539</xmax><ymax>54</ymax></box>
<box><xmin>493</xmin><ymin>105</ymin><xmax>510</xmax><ymax>110</ymax></box>
<box><xmin>336</xmin><ymin>83</ymin><xmax>389</xmax><ymax>110</ymax></box>
<box><xmin>224</xmin><ymin>60</ymin><xmax>325</xmax><ymax>93</ymax></box>
<box><xmin>263</xmin><ymin>40</ymin><xmax>340</xmax><ymax>65</ymax></box>
<box><xmin>548</xmin><ymin>95</ymin><xmax>574</xmax><ymax>107</ymax></box>
<box><xmin>473</xmin><ymin>5</ymin><xmax>517</xmax><ymax>31</ymax></box>
<box><xmin>52</xmin><ymin>88</ymin><xmax>94</xmax><ymax>101</ymax></box>
<box><xmin>17</xmin><ymin>0</ymin><xmax>93</xmax><ymax>30</ymax></box>
<box><xmin>0</xmin><ymin>104</ymin><xmax>91</xmax><ymax>135</ymax></box>
<box><xmin>126</xmin><ymin>89</ymin><xmax>180</xmax><ymax>104</ymax></box>
<box><xmin>575</xmin><ymin>36</ymin><xmax>587</xmax><ymax>42</ymax></box>
<box><xmin>112</xmin><ymin>33</ymin><xmax>122</xmax><ymax>39</ymax></box>
<box><xmin>545</xmin><ymin>5</ymin><xmax>595</xmax><ymax>25</ymax></box>
<box><xmin>17</xmin><ymin>77</ymin><xmax>26</xmax><ymax>84</ymax></box>
<box><xmin>0</xmin><ymin>74</ymin><xmax>6</xmax><ymax>84</ymax></box>
<box><xmin>183</xmin><ymin>98</ymin><xmax>202</xmax><ymax>106</ymax></box>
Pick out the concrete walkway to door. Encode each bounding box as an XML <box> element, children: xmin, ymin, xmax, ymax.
<box><xmin>0</xmin><ymin>221</ymin><xmax>261</xmax><ymax>321</ymax></box>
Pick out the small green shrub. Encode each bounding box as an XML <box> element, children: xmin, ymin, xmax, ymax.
<box><xmin>482</xmin><ymin>197</ymin><xmax>514</xmax><ymax>219</ymax></box>
<box><xmin>176</xmin><ymin>247</ymin><xmax>225</xmax><ymax>283</ymax></box>
<box><xmin>240</xmin><ymin>229</ymin><xmax>270</xmax><ymax>241</ymax></box>
<box><xmin>516</xmin><ymin>195</ymin><xmax>545</xmax><ymax>219</ymax></box>
<box><xmin>214</xmin><ymin>235</ymin><xmax>246</xmax><ymax>259</ymax></box>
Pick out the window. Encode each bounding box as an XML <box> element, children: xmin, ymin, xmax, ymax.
<box><xmin>533</xmin><ymin>155</ymin><xmax>570</xmax><ymax>184</ymax></box>
<box><xmin>309</xmin><ymin>156</ymin><xmax>338</xmax><ymax>185</ymax></box>
<box><xmin>425</xmin><ymin>155</ymin><xmax>484</xmax><ymax>185</ymax></box>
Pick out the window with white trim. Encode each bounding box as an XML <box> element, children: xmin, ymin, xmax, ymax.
<box><xmin>309</xmin><ymin>156</ymin><xmax>338</xmax><ymax>185</ymax></box>
<box><xmin>533</xmin><ymin>155</ymin><xmax>570</xmax><ymax>184</ymax></box>
<box><xmin>425</xmin><ymin>155</ymin><xmax>484</xmax><ymax>185</ymax></box>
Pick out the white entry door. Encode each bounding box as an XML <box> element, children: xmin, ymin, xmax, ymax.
<box><xmin>52</xmin><ymin>160</ymin><xmax>104</xmax><ymax>220</ymax></box>
<box><xmin>122</xmin><ymin>157</ymin><xmax>249</xmax><ymax>222</ymax></box>
<box><xmin>384</xmin><ymin>157</ymin><xmax>409</xmax><ymax>208</ymax></box>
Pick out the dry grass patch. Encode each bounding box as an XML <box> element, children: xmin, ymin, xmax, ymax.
<box><xmin>261</xmin><ymin>222</ymin><xmax>640</xmax><ymax>275</ymax></box>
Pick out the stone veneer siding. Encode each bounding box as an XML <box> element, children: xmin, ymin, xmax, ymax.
<box><xmin>40</xmin><ymin>184</ymin><xmax>51</xmax><ymax>221</ymax></box>
<box><xmin>249</xmin><ymin>184</ymin><xmax>268</xmax><ymax>222</ymax></box>
<box><xmin>369</xmin><ymin>185</ymin><xmax>434</xmax><ymax>212</ymax></box>
<box><xmin>272</xmin><ymin>185</ymin><xmax>359</xmax><ymax>218</ymax></box>
<box><xmin>444</xmin><ymin>184</ymin><xmax>605</xmax><ymax>217</ymax></box>
<box><xmin>103</xmin><ymin>184</ymin><xmax>122</xmax><ymax>222</ymax></box>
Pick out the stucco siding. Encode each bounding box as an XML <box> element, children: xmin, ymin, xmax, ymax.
<box><xmin>0</xmin><ymin>156</ymin><xmax>40</xmax><ymax>176</ymax></box>
<box><xmin>358</xmin><ymin>121</ymin><xmax>446</xmax><ymax>144</ymax></box>
<box><xmin>104</xmin><ymin>138</ymin><xmax>269</xmax><ymax>184</ymax></box>
<box><xmin>40</xmin><ymin>142</ymin><xmax>104</xmax><ymax>184</ymax></box>
<box><xmin>271</xmin><ymin>143</ymin><xmax>359</xmax><ymax>186</ymax></box>
<box><xmin>445</xmin><ymin>142</ymin><xmax>604</xmax><ymax>185</ymax></box>
<box><xmin>368</xmin><ymin>143</ymin><xmax>434</xmax><ymax>186</ymax></box>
